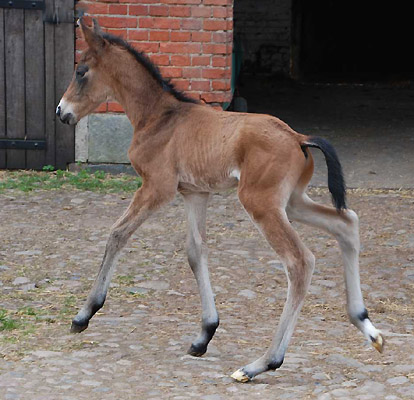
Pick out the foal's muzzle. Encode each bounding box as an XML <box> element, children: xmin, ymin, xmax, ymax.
<box><xmin>56</xmin><ymin>105</ymin><xmax>76</xmax><ymax>125</ymax></box>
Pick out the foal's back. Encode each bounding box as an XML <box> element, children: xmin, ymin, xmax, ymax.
<box><xmin>171</xmin><ymin>103</ymin><xmax>306</xmax><ymax>193</ymax></box>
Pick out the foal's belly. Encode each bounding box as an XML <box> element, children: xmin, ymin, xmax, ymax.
<box><xmin>178</xmin><ymin>173</ymin><xmax>239</xmax><ymax>193</ymax></box>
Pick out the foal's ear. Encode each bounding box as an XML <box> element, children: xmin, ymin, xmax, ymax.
<box><xmin>80</xmin><ymin>18</ymin><xmax>105</xmax><ymax>54</ymax></box>
<box><xmin>92</xmin><ymin>18</ymin><xmax>104</xmax><ymax>36</ymax></box>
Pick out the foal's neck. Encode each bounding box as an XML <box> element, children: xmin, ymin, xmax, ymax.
<box><xmin>107</xmin><ymin>61</ymin><xmax>179</xmax><ymax>130</ymax></box>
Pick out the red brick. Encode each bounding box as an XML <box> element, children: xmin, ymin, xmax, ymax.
<box><xmin>182</xmin><ymin>67</ymin><xmax>201</xmax><ymax>78</ymax></box>
<box><xmin>149</xmin><ymin>5</ymin><xmax>169</xmax><ymax>16</ymax></box>
<box><xmin>169</xmin><ymin>6</ymin><xmax>190</xmax><ymax>17</ymax></box>
<box><xmin>128</xmin><ymin>30</ymin><xmax>148</xmax><ymax>41</ymax></box>
<box><xmin>129</xmin><ymin>5</ymin><xmax>148</xmax><ymax>15</ymax></box>
<box><xmin>162</xmin><ymin>0</ymin><xmax>201</xmax><ymax>4</ymax></box>
<box><xmin>106</xmin><ymin>28</ymin><xmax>127</xmax><ymax>38</ymax></box>
<box><xmin>170</xmin><ymin>79</ymin><xmax>190</xmax><ymax>91</ymax></box>
<box><xmin>203</xmin><ymin>0</ymin><xmax>229</xmax><ymax>5</ymax></box>
<box><xmin>212</xmin><ymin>6</ymin><xmax>227</xmax><ymax>18</ymax></box>
<box><xmin>153</xmin><ymin>17</ymin><xmax>181</xmax><ymax>30</ymax></box>
<box><xmin>191</xmin><ymin>6</ymin><xmax>211</xmax><ymax>17</ymax></box>
<box><xmin>212</xmin><ymin>80</ymin><xmax>231</xmax><ymax>90</ymax></box>
<box><xmin>151</xmin><ymin>54</ymin><xmax>170</xmax><ymax>66</ymax></box>
<box><xmin>192</xmin><ymin>55</ymin><xmax>210</xmax><ymax>66</ymax></box>
<box><xmin>149</xmin><ymin>30</ymin><xmax>170</xmax><ymax>41</ymax></box>
<box><xmin>212</xmin><ymin>56</ymin><xmax>227</xmax><ymax>67</ymax></box>
<box><xmin>191</xmin><ymin>80</ymin><xmax>210</xmax><ymax>91</ymax></box>
<box><xmin>202</xmin><ymin>68</ymin><xmax>226</xmax><ymax>79</ymax></box>
<box><xmin>159</xmin><ymin>66</ymin><xmax>182</xmax><ymax>78</ymax></box>
<box><xmin>132</xmin><ymin>42</ymin><xmax>159</xmax><ymax>53</ymax></box>
<box><xmin>203</xmin><ymin>19</ymin><xmax>227</xmax><ymax>31</ymax></box>
<box><xmin>201</xmin><ymin>92</ymin><xmax>229</xmax><ymax>103</ymax></box>
<box><xmin>79</xmin><ymin>2</ymin><xmax>108</xmax><ymax>14</ymax></box>
<box><xmin>171</xmin><ymin>31</ymin><xmax>190</xmax><ymax>42</ymax></box>
<box><xmin>95</xmin><ymin>103</ymin><xmax>108</xmax><ymax>113</ymax></box>
<box><xmin>139</xmin><ymin>17</ymin><xmax>154</xmax><ymax>28</ymax></box>
<box><xmin>191</xmin><ymin>31</ymin><xmax>211</xmax><ymax>42</ymax></box>
<box><xmin>160</xmin><ymin>42</ymin><xmax>201</xmax><ymax>54</ymax></box>
<box><xmin>108</xmin><ymin>4</ymin><xmax>127</xmax><ymax>14</ymax></box>
<box><xmin>212</xmin><ymin>32</ymin><xmax>229</xmax><ymax>43</ymax></box>
<box><xmin>108</xmin><ymin>102</ymin><xmax>125</xmax><ymax>112</ymax></box>
<box><xmin>122</xmin><ymin>0</ymin><xmax>157</xmax><ymax>2</ymax></box>
<box><xmin>203</xmin><ymin>43</ymin><xmax>229</xmax><ymax>54</ymax></box>
<box><xmin>93</xmin><ymin>0</ymin><xmax>118</xmax><ymax>3</ymax></box>
<box><xmin>181</xmin><ymin>18</ymin><xmax>202</xmax><ymax>30</ymax></box>
<box><xmin>98</xmin><ymin>16</ymin><xmax>137</xmax><ymax>28</ymax></box>
<box><xmin>171</xmin><ymin>55</ymin><xmax>191</xmax><ymax>66</ymax></box>
<box><xmin>128</xmin><ymin>4</ymin><xmax>148</xmax><ymax>16</ymax></box>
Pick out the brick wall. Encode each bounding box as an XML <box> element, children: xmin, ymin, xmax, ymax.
<box><xmin>233</xmin><ymin>0</ymin><xmax>290</xmax><ymax>76</ymax></box>
<box><xmin>76</xmin><ymin>0</ymin><xmax>234</xmax><ymax>112</ymax></box>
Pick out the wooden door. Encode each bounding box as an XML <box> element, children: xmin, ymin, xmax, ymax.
<box><xmin>0</xmin><ymin>0</ymin><xmax>75</xmax><ymax>170</ymax></box>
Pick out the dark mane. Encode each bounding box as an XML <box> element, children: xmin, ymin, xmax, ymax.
<box><xmin>102</xmin><ymin>33</ymin><xmax>198</xmax><ymax>104</ymax></box>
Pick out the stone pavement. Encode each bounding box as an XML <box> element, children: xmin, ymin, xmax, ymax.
<box><xmin>0</xmin><ymin>188</ymin><xmax>413</xmax><ymax>399</ymax></box>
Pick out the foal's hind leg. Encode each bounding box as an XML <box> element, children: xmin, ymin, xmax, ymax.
<box><xmin>182</xmin><ymin>192</ymin><xmax>219</xmax><ymax>356</ymax></box>
<box><xmin>71</xmin><ymin>184</ymin><xmax>174</xmax><ymax>332</ymax></box>
<box><xmin>232</xmin><ymin>188</ymin><xmax>315</xmax><ymax>382</ymax></box>
<box><xmin>287</xmin><ymin>192</ymin><xmax>384</xmax><ymax>351</ymax></box>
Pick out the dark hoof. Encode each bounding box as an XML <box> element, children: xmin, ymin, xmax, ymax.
<box><xmin>71</xmin><ymin>319</ymin><xmax>89</xmax><ymax>333</ymax></box>
<box><xmin>187</xmin><ymin>343</ymin><xmax>207</xmax><ymax>357</ymax></box>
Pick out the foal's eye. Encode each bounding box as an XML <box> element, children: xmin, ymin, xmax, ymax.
<box><xmin>76</xmin><ymin>65</ymin><xmax>89</xmax><ymax>78</ymax></box>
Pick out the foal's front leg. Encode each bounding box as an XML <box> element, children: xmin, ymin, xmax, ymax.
<box><xmin>182</xmin><ymin>192</ymin><xmax>219</xmax><ymax>356</ymax></box>
<box><xmin>71</xmin><ymin>185</ymin><xmax>173</xmax><ymax>333</ymax></box>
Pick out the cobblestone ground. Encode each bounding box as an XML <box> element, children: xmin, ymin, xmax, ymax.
<box><xmin>0</xmin><ymin>188</ymin><xmax>413</xmax><ymax>399</ymax></box>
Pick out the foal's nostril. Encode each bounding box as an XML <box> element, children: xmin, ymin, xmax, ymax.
<box><xmin>56</xmin><ymin>105</ymin><xmax>61</xmax><ymax>117</ymax></box>
<box><xmin>61</xmin><ymin>113</ymin><xmax>73</xmax><ymax>124</ymax></box>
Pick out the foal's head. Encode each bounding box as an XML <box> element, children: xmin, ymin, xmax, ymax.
<box><xmin>56</xmin><ymin>19</ymin><xmax>114</xmax><ymax>125</ymax></box>
<box><xmin>57</xmin><ymin>19</ymin><xmax>197</xmax><ymax>125</ymax></box>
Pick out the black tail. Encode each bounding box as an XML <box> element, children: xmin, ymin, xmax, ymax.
<box><xmin>301</xmin><ymin>136</ymin><xmax>347</xmax><ymax>211</ymax></box>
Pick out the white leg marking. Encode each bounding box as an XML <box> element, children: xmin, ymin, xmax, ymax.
<box><xmin>230</xmin><ymin>169</ymin><xmax>241</xmax><ymax>180</ymax></box>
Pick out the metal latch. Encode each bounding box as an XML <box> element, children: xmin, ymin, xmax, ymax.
<box><xmin>0</xmin><ymin>139</ymin><xmax>46</xmax><ymax>150</ymax></box>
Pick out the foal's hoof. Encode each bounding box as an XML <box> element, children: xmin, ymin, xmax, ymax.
<box><xmin>371</xmin><ymin>332</ymin><xmax>385</xmax><ymax>353</ymax></box>
<box><xmin>71</xmin><ymin>319</ymin><xmax>89</xmax><ymax>333</ymax></box>
<box><xmin>231</xmin><ymin>369</ymin><xmax>251</xmax><ymax>383</ymax></box>
<box><xmin>187</xmin><ymin>343</ymin><xmax>207</xmax><ymax>357</ymax></box>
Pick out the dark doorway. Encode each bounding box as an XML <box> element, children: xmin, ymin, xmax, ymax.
<box><xmin>293</xmin><ymin>0</ymin><xmax>414</xmax><ymax>82</ymax></box>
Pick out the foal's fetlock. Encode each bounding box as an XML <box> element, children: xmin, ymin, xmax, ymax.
<box><xmin>71</xmin><ymin>317</ymin><xmax>89</xmax><ymax>333</ymax></box>
<box><xmin>70</xmin><ymin>298</ymin><xmax>105</xmax><ymax>333</ymax></box>
<box><xmin>231</xmin><ymin>357</ymin><xmax>284</xmax><ymax>383</ymax></box>
<box><xmin>187</xmin><ymin>342</ymin><xmax>208</xmax><ymax>357</ymax></box>
<box><xmin>188</xmin><ymin>319</ymin><xmax>219</xmax><ymax>357</ymax></box>
<box><xmin>351</xmin><ymin>308</ymin><xmax>385</xmax><ymax>353</ymax></box>
<box><xmin>267</xmin><ymin>358</ymin><xmax>284</xmax><ymax>371</ymax></box>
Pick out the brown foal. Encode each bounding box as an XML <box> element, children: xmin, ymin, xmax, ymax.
<box><xmin>57</xmin><ymin>19</ymin><xmax>384</xmax><ymax>382</ymax></box>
